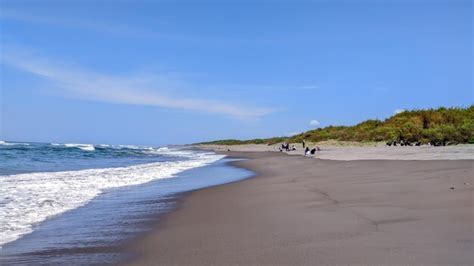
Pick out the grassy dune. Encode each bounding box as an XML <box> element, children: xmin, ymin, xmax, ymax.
<box><xmin>199</xmin><ymin>106</ymin><xmax>474</xmax><ymax>146</ymax></box>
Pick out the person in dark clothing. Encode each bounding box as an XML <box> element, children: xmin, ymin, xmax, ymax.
<box><xmin>309</xmin><ymin>146</ymin><xmax>320</xmax><ymax>155</ymax></box>
<box><xmin>302</xmin><ymin>140</ymin><xmax>306</xmax><ymax>149</ymax></box>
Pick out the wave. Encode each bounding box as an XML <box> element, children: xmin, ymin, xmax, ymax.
<box><xmin>65</xmin><ymin>144</ymin><xmax>95</xmax><ymax>151</ymax></box>
<box><xmin>0</xmin><ymin>151</ymin><xmax>224</xmax><ymax>247</ymax></box>
<box><xmin>0</xmin><ymin>141</ymin><xmax>30</xmax><ymax>146</ymax></box>
<box><xmin>91</xmin><ymin>144</ymin><xmax>143</xmax><ymax>151</ymax></box>
<box><xmin>96</xmin><ymin>144</ymin><xmax>110</xmax><ymax>148</ymax></box>
<box><xmin>48</xmin><ymin>143</ymin><xmax>174</xmax><ymax>152</ymax></box>
<box><xmin>50</xmin><ymin>143</ymin><xmax>95</xmax><ymax>151</ymax></box>
<box><xmin>49</xmin><ymin>143</ymin><xmax>164</xmax><ymax>152</ymax></box>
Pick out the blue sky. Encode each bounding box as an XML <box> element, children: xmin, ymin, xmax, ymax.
<box><xmin>0</xmin><ymin>0</ymin><xmax>472</xmax><ymax>145</ymax></box>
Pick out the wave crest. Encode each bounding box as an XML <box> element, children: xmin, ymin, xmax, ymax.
<box><xmin>50</xmin><ymin>143</ymin><xmax>95</xmax><ymax>151</ymax></box>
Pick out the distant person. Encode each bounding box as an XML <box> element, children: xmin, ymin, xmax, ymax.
<box><xmin>305</xmin><ymin>147</ymin><xmax>310</xmax><ymax>155</ymax></box>
<box><xmin>302</xmin><ymin>140</ymin><xmax>306</xmax><ymax>149</ymax></box>
<box><xmin>310</xmin><ymin>146</ymin><xmax>320</xmax><ymax>155</ymax></box>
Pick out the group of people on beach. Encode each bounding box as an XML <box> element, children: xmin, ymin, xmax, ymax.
<box><xmin>303</xmin><ymin>140</ymin><xmax>320</xmax><ymax>155</ymax></box>
<box><xmin>279</xmin><ymin>140</ymin><xmax>320</xmax><ymax>156</ymax></box>
<box><xmin>279</xmin><ymin>142</ymin><xmax>296</xmax><ymax>152</ymax></box>
<box><xmin>386</xmin><ymin>139</ymin><xmax>445</xmax><ymax>147</ymax></box>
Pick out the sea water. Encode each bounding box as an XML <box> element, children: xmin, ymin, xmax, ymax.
<box><xmin>0</xmin><ymin>141</ymin><xmax>252</xmax><ymax>264</ymax></box>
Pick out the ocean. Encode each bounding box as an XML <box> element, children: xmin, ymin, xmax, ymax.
<box><xmin>0</xmin><ymin>141</ymin><xmax>252</xmax><ymax>265</ymax></box>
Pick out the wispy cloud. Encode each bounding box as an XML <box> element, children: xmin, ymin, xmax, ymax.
<box><xmin>226</xmin><ymin>84</ymin><xmax>320</xmax><ymax>92</ymax></box>
<box><xmin>0</xmin><ymin>9</ymin><xmax>163</xmax><ymax>38</ymax></box>
<box><xmin>0</xmin><ymin>8</ymin><xmax>275</xmax><ymax>45</ymax></box>
<box><xmin>1</xmin><ymin>50</ymin><xmax>275</xmax><ymax>119</ymax></box>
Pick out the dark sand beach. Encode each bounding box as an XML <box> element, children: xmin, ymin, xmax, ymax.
<box><xmin>124</xmin><ymin>151</ymin><xmax>473</xmax><ymax>265</ymax></box>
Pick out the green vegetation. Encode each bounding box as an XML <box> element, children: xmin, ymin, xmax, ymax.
<box><xmin>198</xmin><ymin>137</ymin><xmax>287</xmax><ymax>146</ymax></box>
<box><xmin>199</xmin><ymin>106</ymin><xmax>474</xmax><ymax>146</ymax></box>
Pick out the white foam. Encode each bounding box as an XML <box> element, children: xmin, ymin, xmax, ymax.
<box><xmin>50</xmin><ymin>143</ymin><xmax>95</xmax><ymax>151</ymax></box>
<box><xmin>63</xmin><ymin>143</ymin><xmax>95</xmax><ymax>151</ymax></box>
<box><xmin>0</xmin><ymin>141</ymin><xmax>30</xmax><ymax>146</ymax></box>
<box><xmin>113</xmin><ymin>144</ymin><xmax>141</xmax><ymax>150</ymax></box>
<box><xmin>143</xmin><ymin>147</ymin><xmax>197</xmax><ymax>157</ymax></box>
<box><xmin>0</xmin><ymin>151</ymin><xmax>224</xmax><ymax>247</ymax></box>
<box><xmin>96</xmin><ymin>144</ymin><xmax>110</xmax><ymax>148</ymax></box>
<box><xmin>78</xmin><ymin>145</ymin><xmax>95</xmax><ymax>151</ymax></box>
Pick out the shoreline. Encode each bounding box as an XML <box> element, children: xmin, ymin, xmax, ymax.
<box><xmin>117</xmin><ymin>154</ymin><xmax>260</xmax><ymax>264</ymax></box>
<box><xmin>0</xmin><ymin>156</ymin><xmax>253</xmax><ymax>265</ymax></box>
<box><xmin>122</xmin><ymin>151</ymin><xmax>474</xmax><ymax>265</ymax></box>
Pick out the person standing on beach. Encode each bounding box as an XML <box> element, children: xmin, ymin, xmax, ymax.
<box><xmin>302</xmin><ymin>140</ymin><xmax>306</xmax><ymax>149</ymax></box>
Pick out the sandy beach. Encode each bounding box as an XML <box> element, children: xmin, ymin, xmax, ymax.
<box><xmin>199</xmin><ymin>143</ymin><xmax>474</xmax><ymax>160</ymax></box>
<box><xmin>3</xmin><ymin>1</ymin><xmax>472</xmax><ymax>265</ymax></box>
<box><xmin>124</xmin><ymin>150</ymin><xmax>474</xmax><ymax>265</ymax></box>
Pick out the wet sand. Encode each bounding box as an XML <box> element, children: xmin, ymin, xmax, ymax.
<box><xmin>124</xmin><ymin>152</ymin><xmax>473</xmax><ymax>265</ymax></box>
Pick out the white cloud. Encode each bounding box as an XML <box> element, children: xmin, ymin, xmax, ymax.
<box><xmin>394</xmin><ymin>109</ymin><xmax>405</xmax><ymax>115</ymax></box>
<box><xmin>0</xmin><ymin>9</ymin><xmax>274</xmax><ymax>45</ymax></box>
<box><xmin>309</xmin><ymin>120</ymin><xmax>320</xmax><ymax>127</ymax></box>
<box><xmin>213</xmin><ymin>84</ymin><xmax>320</xmax><ymax>93</ymax></box>
<box><xmin>0</xmin><ymin>9</ymin><xmax>159</xmax><ymax>38</ymax></box>
<box><xmin>1</xmin><ymin>50</ymin><xmax>275</xmax><ymax>120</ymax></box>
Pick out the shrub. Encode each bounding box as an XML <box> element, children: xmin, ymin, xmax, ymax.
<box><xmin>198</xmin><ymin>106</ymin><xmax>474</xmax><ymax>145</ymax></box>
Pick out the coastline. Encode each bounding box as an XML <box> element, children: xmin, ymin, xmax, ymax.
<box><xmin>0</xmin><ymin>156</ymin><xmax>252</xmax><ymax>265</ymax></box>
<box><xmin>123</xmin><ymin>151</ymin><xmax>473</xmax><ymax>265</ymax></box>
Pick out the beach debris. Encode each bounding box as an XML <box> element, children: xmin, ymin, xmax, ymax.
<box><xmin>450</xmin><ymin>187</ymin><xmax>455</xmax><ymax>190</ymax></box>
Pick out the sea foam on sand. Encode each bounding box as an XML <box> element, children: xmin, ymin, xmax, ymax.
<box><xmin>0</xmin><ymin>152</ymin><xmax>224</xmax><ymax>247</ymax></box>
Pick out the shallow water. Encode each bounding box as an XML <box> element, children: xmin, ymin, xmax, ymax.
<box><xmin>0</xmin><ymin>158</ymin><xmax>252</xmax><ymax>265</ymax></box>
<box><xmin>0</xmin><ymin>141</ymin><xmax>224</xmax><ymax>248</ymax></box>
